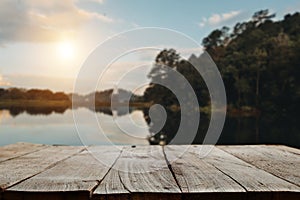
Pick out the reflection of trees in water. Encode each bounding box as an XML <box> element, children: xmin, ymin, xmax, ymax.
<box><xmin>93</xmin><ymin>107</ymin><xmax>113</xmax><ymax>115</ymax></box>
<box><xmin>3</xmin><ymin>105</ymin><xmax>299</xmax><ymax>148</ymax></box>
<box><xmin>3</xmin><ymin>105</ymin><xmax>138</xmax><ymax>117</ymax></box>
<box><xmin>142</xmin><ymin>108</ymin><xmax>300</xmax><ymax>148</ymax></box>
<box><xmin>143</xmin><ymin>108</ymin><xmax>210</xmax><ymax>145</ymax></box>
<box><xmin>93</xmin><ymin>106</ymin><xmax>136</xmax><ymax>116</ymax></box>
<box><xmin>1</xmin><ymin>106</ymin><xmax>69</xmax><ymax>117</ymax></box>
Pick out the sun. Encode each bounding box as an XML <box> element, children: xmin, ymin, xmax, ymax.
<box><xmin>57</xmin><ymin>41</ymin><xmax>75</xmax><ymax>60</ymax></box>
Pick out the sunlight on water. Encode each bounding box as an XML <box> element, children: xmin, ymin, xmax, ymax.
<box><xmin>0</xmin><ymin>110</ymin><xmax>11</xmax><ymax>124</ymax></box>
<box><xmin>0</xmin><ymin>108</ymin><xmax>149</xmax><ymax>146</ymax></box>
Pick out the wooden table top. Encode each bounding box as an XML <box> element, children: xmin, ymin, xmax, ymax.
<box><xmin>0</xmin><ymin>143</ymin><xmax>299</xmax><ymax>200</ymax></box>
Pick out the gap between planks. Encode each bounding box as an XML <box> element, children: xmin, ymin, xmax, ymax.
<box><xmin>4</xmin><ymin>146</ymin><xmax>123</xmax><ymax>200</ymax></box>
<box><xmin>0</xmin><ymin>144</ymin><xmax>299</xmax><ymax>200</ymax></box>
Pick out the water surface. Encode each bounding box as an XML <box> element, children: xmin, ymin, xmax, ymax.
<box><xmin>0</xmin><ymin>107</ymin><xmax>299</xmax><ymax>148</ymax></box>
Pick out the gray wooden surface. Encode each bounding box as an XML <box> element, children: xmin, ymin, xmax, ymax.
<box><xmin>0</xmin><ymin>143</ymin><xmax>299</xmax><ymax>200</ymax></box>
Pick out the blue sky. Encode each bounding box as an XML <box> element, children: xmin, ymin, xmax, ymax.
<box><xmin>0</xmin><ymin>0</ymin><xmax>299</xmax><ymax>93</ymax></box>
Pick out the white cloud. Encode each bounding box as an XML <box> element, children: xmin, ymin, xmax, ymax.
<box><xmin>199</xmin><ymin>10</ymin><xmax>242</xmax><ymax>28</ymax></box>
<box><xmin>0</xmin><ymin>75</ymin><xmax>10</xmax><ymax>86</ymax></box>
<box><xmin>78</xmin><ymin>9</ymin><xmax>114</xmax><ymax>23</ymax></box>
<box><xmin>75</xmin><ymin>0</ymin><xmax>105</xmax><ymax>4</ymax></box>
<box><xmin>0</xmin><ymin>0</ymin><xmax>114</xmax><ymax>44</ymax></box>
<box><xmin>89</xmin><ymin>0</ymin><xmax>105</xmax><ymax>3</ymax></box>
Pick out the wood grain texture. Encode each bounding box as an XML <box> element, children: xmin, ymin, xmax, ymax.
<box><xmin>0</xmin><ymin>144</ymin><xmax>299</xmax><ymax>200</ymax></box>
<box><xmin>89</xmin><ymin>146</ymin><xmax>127</xmax><ymax>200</ymax></box>
<box><xmin>0</xmin><ymin>145</ymin><xmax>84</xmax><ymax>192</ymax></box>
<box><xmin>0</xmin><ymin>143</ymin><xmax>47</xmax><ymax>163</ymax></box>
<box><xmin>212</xmin><ymin>146</ymin><xmax>300</xmax><ymax>200</ymax></box>
<box><xmin>93</xmin><ymin>145</ymin><xmax>181</xmax><ymax>200</ymax></box>
<box><xmin>164</xmin><ymin>145</ymin><xmax>245</xmax><ymax>193</ymax></box>
<box><xmin>219</xmin><ymin>145</ymin><xmax>300</xmax><ymax>187</ymax></box>
<box><xmin>207</xmin><ymin>146</ymin><xmax>300</xmax><ymax>191</ymax></box>
<box><xmin>176</xmin><ymin>145</ymin><xmax>300</xmax><ymax>199</ymax></box>
<box><xmin>267</xmin><ymin>145</ymin><xmax>300</xmax><ymax>155</ymax></box>
<box><xmin>4</xmin><ymin>146</ymin><xmax>122</xmax><ymax>200</ymax></box>
<box><xmin>92</xmin><ymin>169</ymin><xmax>130</xmax><ymax>200</ymax></box>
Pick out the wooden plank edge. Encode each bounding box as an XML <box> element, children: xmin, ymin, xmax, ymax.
<box><xmin>91</xmin><ymin>193</ymin><xmax>130</xmax><ymax>200</ymax></box>
<box><xmin>246</xmin><ymin>191</ymin><xmax>300</xmax><ymax>200</ymax></box>
<box><xmin>3</xmin><ymin>190</ymin><xmax>91</xmax><ymax>200</ymax></box>
<box><xmin>2</xmin><ymin>146</ymin><xmax>86</xmax><ymax>193</ymax></box>
<box><xmin>217</xmin><ymin>145</ymin><xmax>300</xmax><ymax>188</ymax></box>
<box><xmin>93</xmin><ymin>191</ymin><xmax>283</xmax><ymax>200</ymax></box>
<box><xmin>92</xmin><ymin>192</ymin><xmax>182</xmax><ymax>200</ymax></box>
<box><xmin>264</xmin><ymin>145</ymin><xmax>300</xmax><ymax>155</ymax></box>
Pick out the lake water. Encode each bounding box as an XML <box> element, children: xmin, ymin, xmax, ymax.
<box><xmin>0</xmin><ymin>107</ymin><xmax>299</xmax><ymax>148</ymax></box>
<box><xmin>0</xmin><ymin>108</ymin><xmax>149</xmax><ymax>146</ymax></box>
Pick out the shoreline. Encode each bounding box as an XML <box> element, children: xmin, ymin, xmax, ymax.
<box><xmin>0</xmin><ymin>100</ymin><xmax>260</xmax><ymax>117</ymax></box>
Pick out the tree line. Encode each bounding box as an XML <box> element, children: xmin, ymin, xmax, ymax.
<box><xmin>0</xmin><ymin>88</ymin><xmax>70</xmax><ymax>101</ymax></box>
<box><xmin>143</xmin><ymin>10</ymin><xmax>300</xmax><ymax>116</ymax></box>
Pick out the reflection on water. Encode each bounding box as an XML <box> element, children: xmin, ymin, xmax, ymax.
<box><xmin>0</xmin><ymin>107</ymin><xmax>149</xmax><ymax>146</ymax></box>
<box><xmin>0</xmin><ymin>106</ymin><xmax>299</xmax><ymax>148</ymax></box>
<box><xmin>2</xmin><ymin>105</ymin><xmax>69</xmax><ymax>116</ymax></box>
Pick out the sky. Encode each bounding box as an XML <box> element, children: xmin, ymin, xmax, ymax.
<box><xmin>0</xmin><ymin>0</ymin><xmax>299</xmax><ymax>94</ymax></box>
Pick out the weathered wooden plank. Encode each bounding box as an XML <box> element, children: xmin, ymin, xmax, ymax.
<box><xmin>163</xmin><ymin>145</ymin><xmax>245</xmax><ymax>200</ymax></box>
<box><xmin>172</xmin><ymin>145</ymin><xmax>300</xmax><ymax>199</ymax></box>
<box><xmin>93</xmin><ymin>145</ymin><xmax>181</xmax><ymax>200</ymax></box>
<box><xmin>92</xmin><ymin>169</ymin><xmax>130</xmax><ymax>200</ymax></box>
<box><xmin>219</xmin><ymin>145</ymin><xmax>300</xmax><ymax>187</ymax></box>
<box><xmin>4</xmin><ymin>146</ymin><xmax>122</xmax><ymax>200</ymax></box>
<box><xmin>0</xmin><ymin>145</ymin><xmax>84</xmax><ymax>192</ymax></box>
<box><xmin>204</xmin><ymin>145</ymin><xmax>300</xmax><ymax>199</ymax></box>
<box><xmin>1</xmin><ymin>143</ymin><xmax>300</xmax><ymax>200</ymax></box>
<box><xmin>3</xmin><ymin>191</ymin><xmax>90</xmax><ymax>200</ymax></box>
<box><xmin>267</xmin><ymin>145</ymin><xmax>300</xmax><ymax>155</ymax></box>
<box><xmin>89</xmin><ymin>146</ymin><xmax>126</xmax><ymax>200</ymax></box>
<box><xmin>0</xmin><ymin>143</ymin><xmax>47</xmax><ymax>163</ymax></box>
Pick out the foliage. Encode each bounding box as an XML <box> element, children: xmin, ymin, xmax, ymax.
<box><xmin>143</xmin><ymin>49</ymin><xmax>209</xmax><ymax>107</ymax></box>
<box><xmin>143</xmin><ymin>10</ymin><xmax>300</xmax><ymax>145</ymax></box>
<box><xmin>0</xmin><ymin>88</ymin><xmax>70</xmax><ymax>101</ymax></box>
<box><xmin>202</xmin><ymin>10</ymin><xmax>299</xmax><ymax>115</ymax></box>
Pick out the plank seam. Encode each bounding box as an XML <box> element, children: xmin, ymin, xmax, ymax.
<box><xmin>212</xmin><ymin>164</ymin><xmax>248</xmax><ymax>192</ymax></box>
<box><xmin>210</xmin><ymin>147</ymin><xmax>251</xmax><ymax>193</ymax></box>
<box><xmin>4</xmin><ymin>147</ymin><xmax>86</xmax><ymax>191</ymax></box>
<box><xmin>0</xmin><ymin>145</ymin><xmax>49</xmax><ymax>164</ymax></box>
<box><xmin>89</xmin><ymin>147</ymin><xmax>125</xmax><ymax>198</ymax></box>
<box><xmin>117</xmin><ymin>170</ymin><xmax>131</xmax><ymax>194</ymax></box>
<box><xmin>220</xmin><ymin>147</ymin><xmax>300</xmax><ymax>188</ymax></box>
<box><xmin>162</xmin><ymin>146</ymin><xmax>183</xmax><ymax>193</ymax></box>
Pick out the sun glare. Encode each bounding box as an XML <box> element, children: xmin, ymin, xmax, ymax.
<box><xmin>58</xmin><ymin>41</ymin><xmax>75</xmax><ymax>60</ymax></box>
